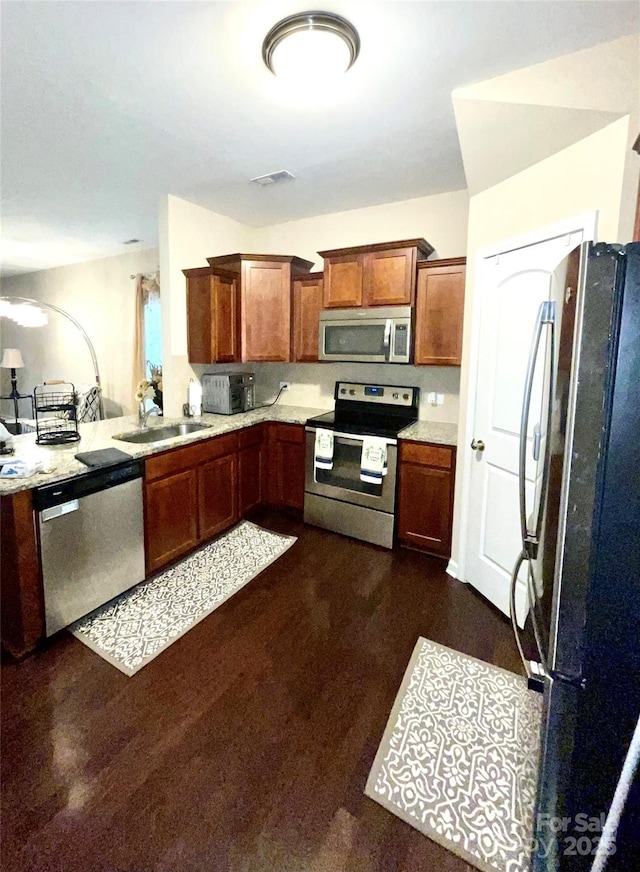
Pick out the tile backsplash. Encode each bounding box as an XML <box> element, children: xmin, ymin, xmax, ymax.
<box><xmin>191</xmin><ymin>362</ymin><xmax>460</xmax><ymax>423</ymax></box>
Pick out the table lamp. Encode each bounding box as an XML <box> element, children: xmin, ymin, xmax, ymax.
<box><xmin>1</xmin><ymin>348</ymin><xmax>25</xmax><ymax>434</ymax></box>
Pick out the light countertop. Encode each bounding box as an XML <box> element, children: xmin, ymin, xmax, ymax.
<box><xmin>396</xmin><ymin>420</ymin><xmax>459</xmax><ymax>447</ymax></box>
<box><xmin>0</xmin><ymin>405</ymin><xmax>457</xmax><ymax>495</ymax></box>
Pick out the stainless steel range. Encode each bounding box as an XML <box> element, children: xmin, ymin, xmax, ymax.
<box><xmin>304</xmin><ymin>381</ymin><xmax>419</xmax><ymax>548</ymax></box>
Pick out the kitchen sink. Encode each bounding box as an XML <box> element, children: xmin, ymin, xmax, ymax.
<box><xmin>113</xmin><ymin>422</ymin><xmax>211</xmax><ymax>444</ymax></box>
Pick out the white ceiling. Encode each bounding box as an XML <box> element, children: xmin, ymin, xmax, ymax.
<box><xmin>1</xmin><ymin>0</ymin><xmax>638</xmax><ymax>276</ymax></box>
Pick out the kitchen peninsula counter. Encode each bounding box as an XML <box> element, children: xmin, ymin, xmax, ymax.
<box><xmin>0</xmin><ymin>406</ymin><xmax>458</xmax><ymax>496</ymax></box>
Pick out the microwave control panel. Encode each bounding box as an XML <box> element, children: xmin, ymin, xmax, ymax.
<box><xmin>393</xmin><ymin>324</ymin><xmax>409</xmax><ymax>357</ymax></box>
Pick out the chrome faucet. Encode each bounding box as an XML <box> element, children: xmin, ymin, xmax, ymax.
<box><xmin>138</xmin><ymin>401</ymin><xmax>160</xmax><ymax>430</ymax></box>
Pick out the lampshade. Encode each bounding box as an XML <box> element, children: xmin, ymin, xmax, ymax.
<box><xmin>0</xmin><ymin>348</ymin><xmax>25</xmax><ymax>369</ymax></box>
<box><xmin>263</xmin><ymin>12</ymin><xmax>360</xmax><ymax>81</ymax></box>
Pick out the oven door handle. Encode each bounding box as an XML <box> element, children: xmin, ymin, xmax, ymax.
<box><xmin>307</xmin><ymin>428</ymin><xmax>397</xmax><ymax>448</ymax></box>
<box><xmin>334</xmin><ymin>432</ymin><xmax>398</xmax><ymax>447</ymax></box>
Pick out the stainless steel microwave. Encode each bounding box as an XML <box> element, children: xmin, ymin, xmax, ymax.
<box><xmin>318</xmin><ymin>306</ymin><xmax>412</xmax><ymax>363</ymax></box>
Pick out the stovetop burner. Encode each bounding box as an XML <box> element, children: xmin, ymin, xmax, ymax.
<box><xmin>306</xmin><ymin>381</ymin><xmax>419</xmax><ymax>440</ymax></box>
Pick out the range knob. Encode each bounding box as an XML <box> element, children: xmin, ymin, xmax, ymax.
<box><xmin>393</xmin><ymin>392</ymin><xmax>399</xmax><ymax>399</ymax></box>
<box><xmin>340</xmin><ymin>388</ymin><xmax>346</xmax><ymax>394</ymax></box>
<box><xmin>349</xmin><ymin>389</ymin><xmax>356</xmax><ymax>395</ymax></box>
<box><xmin>403</xmin><ymin>393</ymin><xmax>410</xmax><ymax>400</ymax></box>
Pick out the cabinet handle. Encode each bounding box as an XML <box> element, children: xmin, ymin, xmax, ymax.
<box><xmin>470</xmin><ymin>439</ymin><xmax>485</xmax><ymax>452</ymax></box>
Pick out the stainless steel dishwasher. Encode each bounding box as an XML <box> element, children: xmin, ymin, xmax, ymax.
<box><xmin>34</xmin><ymin>460</ymin><xmax>146</xmax><ymax>636</ymax></box>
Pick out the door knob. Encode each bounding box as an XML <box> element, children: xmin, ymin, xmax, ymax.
<box><xmin>471</xmin><ymin>439</ymin><xmax>485</xmax><ymax>452</ymax></box>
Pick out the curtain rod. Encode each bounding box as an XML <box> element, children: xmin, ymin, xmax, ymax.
<box><xmin>130</xmin><ymin>271</ymin><xmax>159</xmax><ymax>280</ymax></box>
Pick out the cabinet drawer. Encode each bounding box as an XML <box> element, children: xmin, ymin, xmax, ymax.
<box><xmin>146</xmin><ymin>443</ymin><xmax>200</xmax><ymax>481</ymax></box>
<box><xmin>239</xmin><ymin>424</ymin><xmax>264</xmax><ymax>450</ymax></box>
<box><xmin>271</xmin><ymin>423</ymin><xmax>304</xmax><ymax>444</ymax></box>
<box><xmin>145</xmin><ymin>432</ymin><xmax>238</xmax><ymax>481</ymax></box>
<box><xmin>400</xmin><ymin>441</ymin><xmax>453</xmax><ymax>469</ymax></box>
<box><xmin>188</xmin><ymin>432</ymin><xmax>238</xmax><ymax>466</ymax></box>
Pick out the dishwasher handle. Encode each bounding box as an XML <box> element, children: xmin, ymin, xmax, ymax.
<box><xmin>34</xmin><ymin>459</ymin><xmax>143</xmax><ymax>511</ymax></box>
<box><xmin>41</xmin><ymin>500</ymin><xmax>80</xmax><ymax>522</ymax></box>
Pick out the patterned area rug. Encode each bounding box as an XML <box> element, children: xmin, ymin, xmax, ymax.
<box><xmin>365</xmin><ymin>638</ymin><xmax>543</xmax><ymax>872</ymax></box>
<box><xmin>71</xmin><ymin>521</ymin><xmax>296</xmax><ymax>676</ymax></box>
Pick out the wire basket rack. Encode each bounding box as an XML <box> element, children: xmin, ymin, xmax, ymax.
<box><xmin>34</xmin><ymin>382</ymin><xmax>80</xmax><ymax>445</ymax></box>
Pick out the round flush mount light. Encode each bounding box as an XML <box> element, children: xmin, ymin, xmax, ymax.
<box><xmin>262</xmin><ymin>11</ymin><xmax>360</xmax><ymax>80</ymax></box>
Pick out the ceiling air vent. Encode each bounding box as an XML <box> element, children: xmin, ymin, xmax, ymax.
<box><xmin>250</xmin><ymin>170</ymin><xmax>295</xmax><ymax>187</ymax></box>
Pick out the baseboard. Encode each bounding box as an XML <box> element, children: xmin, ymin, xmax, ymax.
<box><xmin>446</xmin><ymin>559</ymin><xmax>459</xmax><ymax>579</ymax></box>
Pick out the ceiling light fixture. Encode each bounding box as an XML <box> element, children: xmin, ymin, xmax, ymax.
<box><xmin>262</xmin><ymin>11</ymin><xmax>360</xmax><ymax>81</ymax></box>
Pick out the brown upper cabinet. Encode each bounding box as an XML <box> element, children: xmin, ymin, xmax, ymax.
<box><xmin>206</xmin><ymin>254</ymin><xmax>314</xmax><ymax>363</ymax></box>
<box><xmin>414</xmin><ymin>257</ymin><xmax>466</xmax><ymax>366</ymax></box>
<box><xmin>183</xmin><ymin>266</ymin><xmax>239</xmax><ymax>364</ymax></box>
<box><xmin>293</xmin><ymin>271</ymin><xmax>323</xmax><ymax>362</ymax></box>
<box><xmin>184</xmin><ymin>254</ymin><xmax>314</xmax><ymax>364</ymax></box>
<box><xmin>318</xmin><ymin>239</ymin><xmax>434</xmax><ymax>309</ymax></box>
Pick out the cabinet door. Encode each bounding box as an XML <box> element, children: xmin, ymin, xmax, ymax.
<box><xmin>293</xmin><ymin>273</ymin><xmax>323</xmax><ymax>362</ymax></box>
<box><xmin>397</xmin><ymin>463</ymin><xmax>453</xmax><ymax>557</ymax></box>
<box><xmin>186</xmin><ymin>273</ymin><xmax>214</xmax><ymax>364</ymax></box>
<box><xmin>267</xmin><ymin>425</ymin><xmax>306</xmax><ymax>510</ymax></box>
<box><xmin>198</xmin><ymin>453</ymin><xmax>238</xmax><ymax>541</ymax></box>
<box><xmin>363</xmin><ymin>246</ymin><xmax>416</xmax><ymax>307</ymax></box>
<box><xmin>238</xmin><ymin>444</ymin><xmax>263</xmax><ymax>516</ymax></box>
<box><xmin>213</xmin><ymin>273</ymin><xmax>239</xmax><ymax>362</ymax></box>
<box><xmin>241</xmin><ymin>261</ymin><xmax>291</xmax><ymax>362</ymax></box>
<box><xmin>323</xmin><ymin>254</ymin><xmax>364</xmax><ymax>308</ymax></box>
<box><xmin>415</xmin><ymin>259</ymin><xmax>466</xmax><ymax>365</ymax></box>
<box><xmin>145</xmin><ymin>469</ymin><xmax>199</xmax><ymax>573</ymax></box>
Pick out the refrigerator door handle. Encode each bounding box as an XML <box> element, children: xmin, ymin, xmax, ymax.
<box><xmin>519</xmin><ymin>300</ymin><xmax>556</xmax><ymax>555</ymax></box>
<box><xmin>526</xmin><ymin>559</ymin><xmax>550</xmax><ymax>675</ymax></box>
<box><xmin>510</xmin><ymin>550</ymin><xmax>552</xmax><ymax>680</ymax></box>
<box><xmin>509</xmin><ymin>551</ymin><xmax>531</xmax><ymax>677</ymax></box>
<box><xmin>532</xmin><ymin>424</ymin><xmax>542</xmax><ymax>461</ymax></box>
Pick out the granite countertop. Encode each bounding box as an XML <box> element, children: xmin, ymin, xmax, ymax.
<box><xmin>0</xmin><ymin>405</ymin><xmax>458</xmax><ymax>496</ymax></box>
<box><xmin>397</xmin><ymin>420</ymin><xmax>459</xmax><ymax>447</ymax></box>
<box><xmin>0</xmin><ymin>405</ymin><xmax>329</xmax><ymax>496</ymax></box>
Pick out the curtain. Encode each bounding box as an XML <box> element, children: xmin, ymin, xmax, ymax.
<box><xmin>133</xmin><ymin>273</ymin><xmax>160</xmax><ymax>397</ymax></box>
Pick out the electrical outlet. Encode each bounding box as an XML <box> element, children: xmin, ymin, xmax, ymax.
<box><xmin>279</xmin><ymin>382</ymin><xmax>290</xmax><ymax>392</ymax></box>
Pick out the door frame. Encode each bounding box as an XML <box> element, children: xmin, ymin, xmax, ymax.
<box><xmin>449</xmin><ymin>210</ymin><xmax>599</xmax><ymax>584</ymax></box>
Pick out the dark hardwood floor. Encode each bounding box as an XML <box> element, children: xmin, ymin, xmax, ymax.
<box><xmin>1</xmin><ymin>511</ymin><xmax>524</xmax><ymax>872</ymax></box>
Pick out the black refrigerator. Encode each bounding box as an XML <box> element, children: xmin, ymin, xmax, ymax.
<box><xmin>509</xmin><ymin>241</ymin><xmax>640</xmax><ymax>871</ymax></box>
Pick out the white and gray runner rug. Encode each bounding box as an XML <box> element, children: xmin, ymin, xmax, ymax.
<box><xmin>71</xmin><ymin>521</ymin><xmax>296</xmax><ymax>676</ymax></box>
<box><xmin>366</xmin><ymin>638</ymin><xmax>543</xmax><ymax>872</ymax></box>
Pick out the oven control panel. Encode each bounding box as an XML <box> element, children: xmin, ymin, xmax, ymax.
<box><xmin>335</xmin><ymin>382</ymin><xmax>417</xmax><ymax>407</ymax></box>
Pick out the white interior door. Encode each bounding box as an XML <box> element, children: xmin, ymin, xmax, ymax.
<box><xmin>465</xmin><ymin>229</ymin><xmax>585</xmax><ymax>626</ymax></box>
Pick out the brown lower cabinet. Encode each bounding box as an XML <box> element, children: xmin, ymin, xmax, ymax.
<box><xmin>144</xmin><ymin>423</ymin><xmax>305</xmax><ymax>573</ymax></box>
<box><xmin>144</xmin><ymin>431</ymin><xmax>241</xmax><ymax>574</ymax></box>
<box><xmin>266</xmin><ymin>423</ymin><xmax>306</xmax><ymax>510</ymax></box>
<box><xmin>199</xmin><ymin>453</ymin><xmax>238</xmax><ymax>541</ymax></box>
<box><xmin>396</xmin><ymin>440</ymin><xmax>456</xmax><ymax>557</ymax></box>
<box><xmin>238</xmin><ymin>426</ymin><xmax>264</xmax><ymax>516</ymax></box>
<box><xmin>145</xmin><ymin>468</ymin><xmax>200</xmax><ymax>573</ymax></box>
<box><xmin>0</xmin><ymin>490</ymin><xmax>44</xmax><ymax>658</ymax></box>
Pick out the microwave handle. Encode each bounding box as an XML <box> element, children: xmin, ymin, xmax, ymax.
<box><xmin>383</xmin><ymin>319</ymin><xmax>392</xmax><ymax>360</ymax></box>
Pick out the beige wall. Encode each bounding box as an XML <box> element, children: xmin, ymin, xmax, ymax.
<box><xmin>159</xmin><ymin>195</ymin><xmax>253</xmax><ymax>417</ymax></box>
<box><xmin>160</xmin><ymin>190</ymin><xmax>470</xmax><ymax>419</ymax></box>
<box><xmin>450</xmin><ymin>116</ymin><xmax>632</xmax><ymax>571</ymax></box>
<box><xmin>253</xmin><ymin>189</ymin><xmax>469</xmax><ymax>269</ymax></box>
<box><xmin>0</xmin><ymin>247</ymin><xmax>158</xmax><ymax>418</ymax></box>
